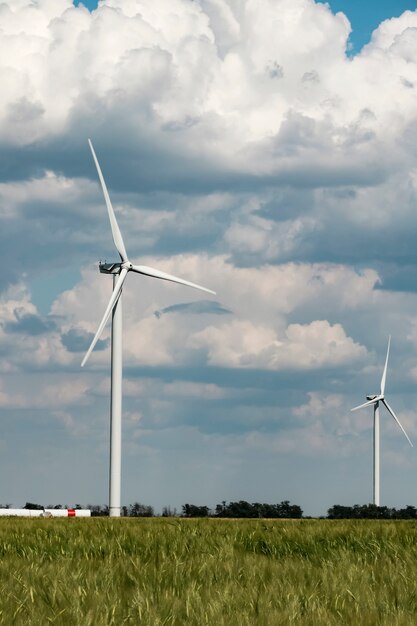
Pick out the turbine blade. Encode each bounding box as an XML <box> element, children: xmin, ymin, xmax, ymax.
<box><xmin>88</xmin><ymin>139</ymin><xmax>128</xmax><ymax>262</ymax></box>
<box><xmin>380</xmin><ymin>335</ymin><xmax>391</xmax><ymax>396</ymax></box>
<box><xmin>351</xmin><ymin>398</ymin><xmax>379</xmax><ymax>412</ymax></box>
<box><xmin>81</xmin><ymin>268</ymin><xmax>128</xmax><ymax>367</ymax></box>
<box><xmin>382</xmin><ymin>399</ymin><xmax>413</xmax><ymax>448</ymax></box>
<box><xmin>130</xmin><ymin>264</ymin><xmax>216</xmax><ymax>295</ymax></box>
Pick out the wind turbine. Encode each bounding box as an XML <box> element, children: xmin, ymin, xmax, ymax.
<box><xmin>351</xmin><ymin>336</ymin><xmax>412</xmax><ymax>506</ymax></box>
<box><xmin>82</xmin><ymin>139</ymin><xmax>215</xmax><ymax>517</ymax></box>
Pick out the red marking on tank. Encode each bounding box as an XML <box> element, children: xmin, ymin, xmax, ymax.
<box><xmin>68</xmin><ymin>509</ymin><xmax>76</xmax><ymax>517</ymax></box>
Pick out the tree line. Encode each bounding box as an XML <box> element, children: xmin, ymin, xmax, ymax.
<box><xmin>327</xmin><ymin>504</ymin><xmax>417</xmax><ymax>519</ymax></box>
<box><xmin>2</xmin><ymin>501</ymin><xmax>417</xmax><ymax>519</ymax></box>
<box><xmin>1</xmin><ymin>500</ymin><xmax>302</xmax><ymax>518</ymax></box>
<box><xmin>183</xmin><ymin>500</ymin><xmax>303</xmax><ymax>518</ymax></box>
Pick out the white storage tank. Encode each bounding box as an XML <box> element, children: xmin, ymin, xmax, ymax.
<box><xmin>0</xmin><ymin>508</ymin><xmax>91</xmax><ymax>517</ymax></box>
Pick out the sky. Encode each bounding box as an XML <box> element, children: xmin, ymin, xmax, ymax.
<box><xmin>2</xmin><ymin>0</ymin><xmax>417</xmax><ymax>516</ymax></box>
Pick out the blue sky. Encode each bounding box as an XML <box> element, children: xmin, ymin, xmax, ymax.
<box><xmin>329</xmin><ymin>0</ymin><xmax>417</xmax><ymax>50</ymax></box>
<box><xmin>2</xmin><ymin>0</ymin><xmax>417</xmax><ymax>515</ymax></box>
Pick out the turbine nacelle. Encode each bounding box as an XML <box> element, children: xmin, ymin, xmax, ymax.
<box><xmin>99</xmin><ymin>262</ymin><xmax>122</xmax><ymax>274</ymax></box>
<box><xmin>366</xmin><ymin>394</ymin><xmax>380</xmax><ymax>402</ymax></box>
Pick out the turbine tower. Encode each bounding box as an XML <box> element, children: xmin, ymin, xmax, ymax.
<box><xmin>351</xmin><ymin>336</ymin><xmax>412</xmax><ymax>506</ymax></box>
<box><xmin>82</xmin><ymin>139</ymin><xmax>215</xmax><ymax>517</ymax></box>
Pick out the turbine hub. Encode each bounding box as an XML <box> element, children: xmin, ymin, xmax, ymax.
<box><xmin>99</xmin><ymin>262</ymin><xmax>122</xmax><ymax>274</ymax></box>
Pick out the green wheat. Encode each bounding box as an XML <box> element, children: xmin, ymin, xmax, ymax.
<box><xmin>1</xmin><ymin>518</ymin><xmax>417</xmax><ymax>625</ymax></box>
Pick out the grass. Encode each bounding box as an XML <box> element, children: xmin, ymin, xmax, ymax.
<box><xmin>1</xmin><ymin>518</ymin><xmax>417</xmax><ymax>625</ymax></box>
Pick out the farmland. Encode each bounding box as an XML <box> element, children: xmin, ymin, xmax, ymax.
<box><xmin>1</xmin><ymin>518</ymin><xmax>417</xmax><ymax>625</ymax></box>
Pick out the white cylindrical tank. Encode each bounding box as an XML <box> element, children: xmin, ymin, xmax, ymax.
<box><xmin>0</xmin><ymin>509</ymin><xmax>91</xmax><ymax>517</ymax></box>
<box><xmin>0</xmin><ymin>509</ymin><xmax>42</xmax><ymax>517</ymax></box>
<box><xmin>44</xmin><ymin>509</ymin><xmax>91</xmax><ymax>517</ymax></box>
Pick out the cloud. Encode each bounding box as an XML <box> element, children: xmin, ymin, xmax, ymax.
<box><xmin>0</xmin><ymin>375</ymin><xmax>91</xmax><ymax>410</ymax></box>
<box><xmin>61</xmin><ymin>328</ymin><xmax>108</xmax><ymax>353</ymax></box>
<box><xmin>224</xmin><ymin>214</ymin><xmax>317</xmax><ymax>262</ymax></box>
<box><xmin>154</xmin><ymin>300</ymin><xmax>231</xmax><ymax>318</ymax></box>
<box><xmin>48</xmin><ymin>254</ymin><xmax>378</xmax><ymax>369</ymax></box>
<box><xmin>1</xmin><ymin>1</ymin><xmax>417</xmax><ymax>287</ymax></box>
<box><xmin>293</xmin><ymin>391</ymin><xmax>344</xmax><ymax>418</ymax></box>
<box><xmin>0</xmin><ymin>282</ymin><xmax>74</xmax><ymax>371</ymax></box>
<box><xmin>4</xmin><ymin>310</ymin><xmax>57</xmax><ymax>335</ymax></box>
<box><xmin>192</xmin><ymin>319</ymin><xmax>367</xmax><ymax>370</ymax></box>
<box><xmin>0</xmin><ymin>0</ymin><xmax>413</xmax><ymax>186</ymax></box>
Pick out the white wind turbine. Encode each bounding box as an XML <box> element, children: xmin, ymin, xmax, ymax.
<box><xmin>351</xmin><ymin>336</ymin><xmax>413</xmax><ymax>506</ymax></box>
<box><xmin>82</xmin><ymin>139</ymin><xmax>215</xmax><ymax>517</ymax></box>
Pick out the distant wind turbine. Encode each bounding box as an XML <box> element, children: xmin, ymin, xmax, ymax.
<box><xmin>82</xmin><ymin>139</ymin><xmax>215</xmax><ymax>517</ymax></box>
<box><xmin>351</xmin><ymin>336</ymin><xmax>412</xmax><ymax>506</ymax></box>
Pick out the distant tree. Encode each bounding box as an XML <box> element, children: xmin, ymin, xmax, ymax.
<box><xmin>327</xmin><ymin>505</ymin><xmax>354</xmax><ymax>519</ymax></box>
<box><xmin>227</xmin><ymin>501</ymin><xmax>256</xmax><ymax>518</ymax></box>
<box><xmin>162</xmin><ymin>506</ymin><xmax>177</xmax><ymax>517</ymax></box>
<box><xmin>358</xmin><ymin>504</ymin><xmax>391</xmax><ymax>519</ymax></box>
<box><xmin>23</xmin><ymin>502</ymin><xmax>43</xmax><ymax>510</ymax></box>
<box><xmin>283</xmin><ymin>502</ymin><xmax>298</xmax><ymax>518</ymax></box>
<box><xmin>396</xmin><ymin>505</ymin><xmax>417</xmax><ymax>519</ymax></box>
<box><xmin>129</xmin><ymin>503</ymin><xmax>154</xmax><ymax>517</ymax></box>
<box><xmin>215</xmin><ymin>501</ymin><xmax>227</xmax><ymax>516</ymax></box>
<box><xmin>87</xmin><ymin>505</ymin><xmax>109</xmax><ymax>517</ymax></box>
<box><xmin>214</xmin><ymin>500</ymin><xmax>303</xmax><ymax>519</ymax></box>
<box><xmin>327</xmin><ymin>504</ymin><xmax>409</xmax><ymax>519</ymax></box>
<box><xmin>182</xmin><ymin>504</ymin><xmax>210</xmax><ymax>517</ymax></box>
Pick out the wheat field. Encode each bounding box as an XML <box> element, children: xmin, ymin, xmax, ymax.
<box><xmin>1</xmin><ymin>518</ymin><xmax>417</xmax><ymax>625</ymax></box>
